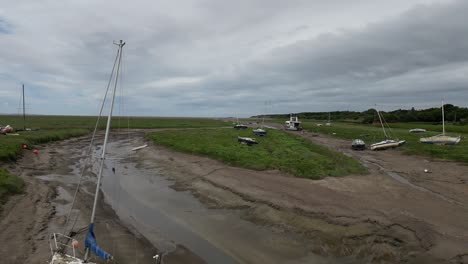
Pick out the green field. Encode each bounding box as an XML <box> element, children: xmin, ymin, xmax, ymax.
<box><xmin>0</xmin><ymin>168</ymin><xmax>24</xmax><ymax>204</ymax></box>
<box><xmin>302</xmin><ymin>121</ymin><xmax>468</xmax><ymax>162</ymax></box>
<box><xmin>148</xmin><ymin>128</ymin><xmax>366</xmax><ymax>179</ymax></box>
<box><xmin>0</xmin><ymin>115</ymin><xmax>229</xmax><ymax>130</ymax></box>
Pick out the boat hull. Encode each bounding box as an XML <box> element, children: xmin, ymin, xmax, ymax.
<box><xmin>420</xmin><ymin>135</ymin><xmax>460</xmax><ymax>145</ymax></box>
<box><xmin>370</xmin><ymin>140</ymin><xmax>405</xmax><ymax>151</ymax></box>
<box><xmin>253</xmin><ymin>129</ymin><xmax>267</xmax><ymax>136</ymax></box>
<box><xmin>351</xmin><ymin>139</ymin><xmax>366</xmax><ymax>150</ymax></box>
<box><xmin>238</xmin><ymin>136</ymin><xmax>258</xmax><ymax>145</ymax></box>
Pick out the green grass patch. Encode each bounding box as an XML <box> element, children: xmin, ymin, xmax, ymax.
<box><xmin>0</xmin><ymin>115</ymin><xmax>228</xmax><ymax>161</ymax></box>
<box><xmin>147</xmin><ymin>128</ymin><xmax>366</xmax><ymax>179</ymax></box>
<box><xmin>0</xmin><ymin>128</ymin><xmax>90</xmax><ymax>161</ymax></box>
<box><xmin>0</xmin><ymin>168</ymin><xmax>24</xmax><ymax>204</ymax></box>
<box><xmin>0</xmin><ymin>115</ymin><xmax>228</xmax><ymax>130</ymax></box>
<box><xmin>302</xmin><ymin>121</ymin><xmax>468</xmax><ymax>162</ymax></box>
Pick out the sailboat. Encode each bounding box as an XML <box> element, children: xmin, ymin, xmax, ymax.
<box><xmin>420</xmin><ymin>101</ymin><xmax>461</xmax><ymax>145</ymax></box>
<box><xmin>325</xmin><ymin>112</ymin><xmax>331</xmax><ymax>126</ymax></box>
<box><xmin>253</xmin><ymin>106</ymin><xmax>267</xmax><ymax>136</ymax></box>
<box><xmin>233</xmin><ymin>116</ymin><xmax>248</xmax><ymax>129</ymax></box>
<box><xmin>370</xmin><ymin>108</ymin><xmax>405</xmax><ymax>151</ymax></box>
<box><xmin>49</xmin><ymin>40</ymin><xmax>131</xmax><ymax>263</ymax></box>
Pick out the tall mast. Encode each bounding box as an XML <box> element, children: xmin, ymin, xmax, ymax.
<box><xmin>22</xmin><ymin>84</ymin><xmax>26</xmax><ymax>131</ymax></box>
<box><xmin>84</xmin><ymin>40</ymin><xmax>125</xmax><ymax>260</ymax></box>
<box><xmin>376</xmin><ymin>108</ymin><xmax>388</xmax><ymax>139</ymax></box>
<box><xmin>442</xmin><ymin>100</ymin><xmax>445</xmax><ymax>136</ymax></box>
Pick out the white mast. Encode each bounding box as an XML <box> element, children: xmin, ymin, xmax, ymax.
<box><xmin>84</xmin><ymin>40</ymin><xmax>125</xmax><ymax>261</ymax></box>
<box><xmin>376</xmin><ymin>108</ymin><xmax>388</xmax><ymax>139</ymax></box>
<box><xmin>442</xmin><ymin>100</ymin><xmax>445</xmax><ymax>136</ymax></box>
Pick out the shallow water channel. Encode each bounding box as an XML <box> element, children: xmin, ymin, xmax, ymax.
<box><xmin>92</xmin><ymin>139</ymin><xmax>352</xmax><ymax>264</ymax></box>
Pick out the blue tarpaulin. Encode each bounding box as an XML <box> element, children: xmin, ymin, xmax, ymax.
<box><xmin>85</xmin><ymin>223</ymin><xmax>112</xmax><ymax>260</ymax></box>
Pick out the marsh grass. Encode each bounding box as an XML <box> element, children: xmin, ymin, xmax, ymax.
<box><xmin>0</xmin><ymin>168</ymin><xmax>24</xmax><ymax>204</ymax></box>
<box><xmin>148</xmin><ymin>128</ymin><xmax>366</xmax><ymax>179</ymax></box>
<box><xmin>302</xmin><ymin>121</ymin><xmax>468</xmax><ymax>162</ymax></box>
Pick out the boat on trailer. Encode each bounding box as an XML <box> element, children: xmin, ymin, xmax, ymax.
<box><xmin>420</xmin><ymin>101</ymin><xmax>460</xmax><ymax>145</ymax></box>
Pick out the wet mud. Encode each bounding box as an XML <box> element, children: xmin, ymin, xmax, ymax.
<box><xmin>1</xmin><ymin>129</ymin><xmax>468</xmax><ymax>264</ymax></box>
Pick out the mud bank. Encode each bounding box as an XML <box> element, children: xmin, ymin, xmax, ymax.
<box><xmin>144</xmin><ymin>128</ymin><xmax>468</xmax><ymax>264</ymax></box>
<box><xmin>2</xmin><ymin>129</ymin><xmax>468</xmax><ymax>264</ymax></box>
<box><xmin>0</xmin><ymin>135</ymin><xmax>202</xmax><ymax>264</ymax></box>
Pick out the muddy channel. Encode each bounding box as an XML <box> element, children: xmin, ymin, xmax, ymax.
<box><xmin>3</xmin><ymin>130</ymin><xmax>468</xmax><ymax>264</ymax></box>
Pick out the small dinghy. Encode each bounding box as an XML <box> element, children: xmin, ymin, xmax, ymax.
<box><xmin>253</xmin><ymin>128</ymin><xmax>267</xmax><ymax>136</ymax></box>
<box><xmin>351</xmin><ymin>139</ymin><xmax>366</xmax><ymax>150</ymax></box>
<box><xmin>409</xmin><ymin>128</ymin><xmax>426</xmax><ymax>133</ymax></box>
<box><xmin>238</xmin><ymin>136</ymin><xmax>258</xmax><ymax>145</ymax></box>
<box><xmin>234</xmin><ymin>124</ymin><xmax>248</xmax><ymax>129</ymax></box>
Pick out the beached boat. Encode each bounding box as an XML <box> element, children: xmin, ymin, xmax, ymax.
<box><xmin>233</xmin><ymin>116</ymin><xmax>248</xmax><ymax>129</ymax></box>
<box><xmin>370</xmin><ymin>109</ymin><xmax>405</xmax><ymax>150</ymax></box>
<box><xmin>253</xmin><ymin>128</ymin><xmax>267</xmax><ymax>136</ymax></box>
<box><xmin>409</xmin><ymin>128</ymin><xmax>426</xmax><ymax>133</ymax></box>
<box><xmin>420</xmin><ymin>101</ymin><xmax>460</xmax><ymax>145</ymax></box>
<box><xmin>351</xmin><ymin>139</ymin><xmax>366</xmax><ymax>150</ymax></box>
<box><xmin>325</xmin><ymin>112</ymin><xmax>331</xmax><ymax>126</ymax></box>
<box><xmin>234</xmin><ymin>124</ymin><xmax>248</xmax><ymax>129</ymax></box>
<box><xmin>252</xmin><ymin>111</ymin><xmax>267</xmax><ymax>136</ymax></box>
<box><xmin>238</xmin><ymin>136</ymin><xmax>258</xmax><ymax>145</ymax></box>
<box><xmin>285</xmin><ymin>114</ymin><xmax>302</xmax><ymax>131</ymax></box>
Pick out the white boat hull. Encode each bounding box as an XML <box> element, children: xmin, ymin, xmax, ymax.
<box><xmin>370</xmin><ymin>140</ymin><xmax>406</xmax><ymax>150</ymax></box>
<box><xmin>420</xmin><ymin>135</ymin><xmax>460</xmax><ymax>145</ymax></box>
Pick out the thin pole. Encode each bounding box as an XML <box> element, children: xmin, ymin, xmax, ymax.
<box><xmin>22</xmin><ymin>84</ymin><xmax>26</xmax><ymax>130</ymax></box>
<box><xmin>376</xmin><ymin>108</ymin><xmax>388</xmax><ymax>139</ymax></box>
<box><xmin>84</xmin><ymin>40</ymin><xmax>125</xmax><ymax>261</ymax></box>
<box><xmin>442</xmin><ymin>100</ymin><xmax>445</xmax><ymax>135</ymax></box>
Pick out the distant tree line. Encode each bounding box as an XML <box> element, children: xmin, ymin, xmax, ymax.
<box><xmin>252</xmin><ymin>104</ymin><xmax>468</xmax><ymax>124</ymax></box>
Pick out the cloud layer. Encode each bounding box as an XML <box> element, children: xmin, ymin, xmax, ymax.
<box><xmin>0</xmin><ymin>0</ymin><xmax>465</xmax><ymax>116</ymax></box>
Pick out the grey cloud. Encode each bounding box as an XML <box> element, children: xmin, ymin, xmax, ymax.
<box><xmin>0</xmin><ymin>0</ymin><xmax>465</xmax><ymax>116</ymax></box>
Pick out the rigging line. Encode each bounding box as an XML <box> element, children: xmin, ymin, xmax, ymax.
<box><xmin>16</xmin><ymin>85</ymin><xmax>22</xmax><ymax>127</ymax></box>
<box><xmin>84</xmin><ymin>41</ymin><xmax>125</xmax><ymax>261</ymax></box>
<box><xmin>62</xmin><ymin>47</ymin><xmax>120</xmax><ymax>237</ymax></box>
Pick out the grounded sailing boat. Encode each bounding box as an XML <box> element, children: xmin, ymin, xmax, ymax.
<box><xmin>370</xmin><ymin>108</ymin><xmax>405</xmax><ymax>151</ymax></box>
<box><xmin>49</xmin><ymin>40</ymin><xmax>127</xmax><ymax>264</ymax></box>
<box><xmin>420</xmin><ymin>101</ymin><xmax>461</xmax><ymax>145</ymax></box>
<box><xmin>253</xmin><ymin>109</ymin><xmax>267</xmax><ymax>136</ymax></box>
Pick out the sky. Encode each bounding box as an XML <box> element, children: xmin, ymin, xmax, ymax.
<box><xmin>0</xmin><ymin>0</ymin><xmax>466</xmax><ymax>117</ymax></box>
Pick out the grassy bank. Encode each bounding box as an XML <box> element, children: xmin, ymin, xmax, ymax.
<box><xmin>0</xmin><ymin>169</ymin><xmax>24</xmax><ymax>204</ymax></box>
<box><xmin>303</xmin><ymin>121</ymin><xmax>468</xmax><ymax>162</ymax></box>
<box><xmin>148</xmin><ymin>128</ymin><xmax>366</xmax><ymax>179</ymax></box>
<box><xmin>0</xmin><ymin>129</ymin><xmax>90</xmax><ymax>161</ymax></box>
<box><xmin>0</xmin><ymin>115</ymin><xmax>229</xmax><ymax>162</ymax></box>
<box><xmin>0</xmin><ymin>115</ymin><xmax>228</xmax><ymax>130</ymax></box>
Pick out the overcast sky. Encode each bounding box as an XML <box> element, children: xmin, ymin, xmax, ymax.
<box><xmin>0</xmin><ymin>0</ymin><xmax>466</xmax><ymax>117</ymax></box>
